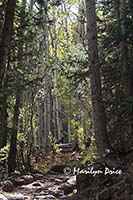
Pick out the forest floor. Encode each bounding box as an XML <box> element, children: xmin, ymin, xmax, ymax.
<box><xmin>0</xmin><ymin>172</ymin><xmax>76</xmax><ymax>199</ymax></box>
<box><xmin>0</xmin><ymin>151</ymin><xmax>82</xmax><ymax>200</ymax></box>
<box><xmin>0</xmin><ymin>149</ymin><xmax>133</xmax><ymax>200</ymax></box>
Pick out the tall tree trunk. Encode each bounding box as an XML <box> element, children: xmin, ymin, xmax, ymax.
<box><xmin>0</xmin><ymin>0</ymin><xmax>16</xmax><ymax>87</ymax></box>
<box><xmin>0</xmin><ymin>51</ymin><xmax>11</xmax><ymax>149</ymax></box>
<box><xmin>85</xmin><ymin>0</ymin><xmax>109</xmax><ymax>157</ymax></box>
<box><xmin>0</xmin><ymin>0</ymin><xmax>16</xmax><ymax>149</ymax></box>
<box><xmin>42</xmin><ymin>3</ymin><xmax>51</xmax><ymax>150</ymax></box>
<box><xmin>37</xmin><ymin>99</ymin><xmax>43</xmax><ymax>146</ymax></box>
<box><xmin>129</xmin><ymin>65</ymin><xmax>133</xmax><ymax>147</ymax></box>
<box><xmin>118</xmin><ymin>0</ymin><xmax>128</xmax><ymax>148</ymax></box>
<box><xmin>62</xmin><ymin>1</ymin><xmax>69</xmax><ymax>43</ymax></box>
<box><xmin>119</xmin><ymin>0</ymin><xmax>128</xmax><ymax>96</ymax></box>
<box><xmin>0</xmin><ymin>93</ymin><xmax>8</xmax><ymax>148</ymax></box>
<box><xmin>116</xmin><ymin>0</ymin><xmax>132</xmax><ymax>148</ymax></box>
<box><xmin>62</xmin><ymin>1</ymin><xmax>72</xmax><ymax>142</ymax></box>
<box><xmin>52</xmin><ymin>11</ymin><xmax>61</xmax><ymax>141</ymax></box>
<box><xmin>78</xmin><ymin>0</ymin><xmax>85</xmax><ymax>44</ymax></box>
<box><xmin>54</xmin><ymin>69</ymin><xmax>61</xmax><ymax>141</ymax></box>
<box><xmin>8</xmin><ymin>90</ymin><xmax>21</xmax><ymax>175</ymax></box>
<box><xmin>68</xmin><ymin>90</ymin><xmax>72</xmax><ymax>142</ymax></box>
<box><xmin>43</xmin><ymin>77</ymin><xmax>51</xmax><ymax>149</ymax></box>
<box><xmin>8</xmin><ymin>0</ymin><xmax>26</xmax><ymax>175</ymax></box>
<box><xmin>26</xmin><ymin>89</ymin><xmax>34</xmax><ymax>172</ymax></box>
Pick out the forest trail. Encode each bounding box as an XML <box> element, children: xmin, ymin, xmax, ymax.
<box><xmin>0</xmin><ymin>173</ymin><xmax>76</xmax><ymax>200</ymax></box>
<box><xmin>0</xmin><ymin>0</ymin><xmax>132</xmax><ymax>199</ymax></box>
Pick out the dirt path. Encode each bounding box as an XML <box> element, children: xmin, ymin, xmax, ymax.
<box><xmin>0</xmin><ymin>174</ymin><xmax>77</xmax><ymax>200</ymax></box>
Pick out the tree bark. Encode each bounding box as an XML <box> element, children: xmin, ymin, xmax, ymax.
<box><xmin>43</xmin><ymin>3</ymin><xmax>51</xmax><ymax>150</ymax></box>
<box><xmin>116</xmin><ymin>0</ymin><xmax>132</xmax><ymax>147</ymax></box>
<box><xmin>37</xmin><ymin>99</ymin><xmax>43</xmax><ymax>145</ymax></box>
<box><xmin>0</xmin><ymin>0</ymin><xmax>16</xmax><ymax>87</ymax></box>
<box><xmin>0</xmin><ymin>0</ymin><xmax>16</xmax><ymax>149</ymax></box>
<box><xmin>68</xmin><ymin>90</ymin><xmax>72</xmax><ymax>142</ymax></box>
<box><xmin>78</xmin><ymin>0</ymin><xmax>85</xmax><ymax>44</ymax></box>
<box><xmin>8</xmin><ymin>90</ymin><xmax>21</xmax><ymax>175</ymax></box>
<box><xmin>119</xmin><ymin>0</ymin><xmax>128</xmax><ymax>96</ymax></box>
<box><xmin>8</xmin><ymin>0</ymin><xmax>25</xmax><ymax>175</ymax></box>
<box><xmin>52</xmin><ymin>12</ymin><xmax>61</xmax><ymax>141</ymax></box>
<box><xmin>118</xmin><ymin>0</ymin><xmax>128</xmax><ymax>147</ymax></box>
<box><xmin>0</xmin><ymin>94</ymin><xmax>8</xmax><ymax>148</ymax></box>
<box><xmin>86</xmin><ymin>0</ymin><xmax>109</xmax><ymax>157</ymax></box>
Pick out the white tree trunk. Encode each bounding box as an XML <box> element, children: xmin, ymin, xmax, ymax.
<box><xmin>78</xmin><ymin>0</ymin><xmax>85</xmax><ymax>43</ymax></box>
<box><xmin>42</xmin><ymin>4</ymin><xmax>51</xmax><ymax>150</ymax></box>
<box><xmin>37</xmin><ymin>99</ymin><xmax>43</xmax><ymax>146</ymax></box>
<box><xmin>51</xmin><ymin>10</ymin><xmax>61</xmax><ymax>141</ymax></box>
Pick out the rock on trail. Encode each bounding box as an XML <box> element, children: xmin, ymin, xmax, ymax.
<box><xmin>0</xmin><ymin>168</ymin><xmax>77</xmax><ymax>200</ymax></box>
